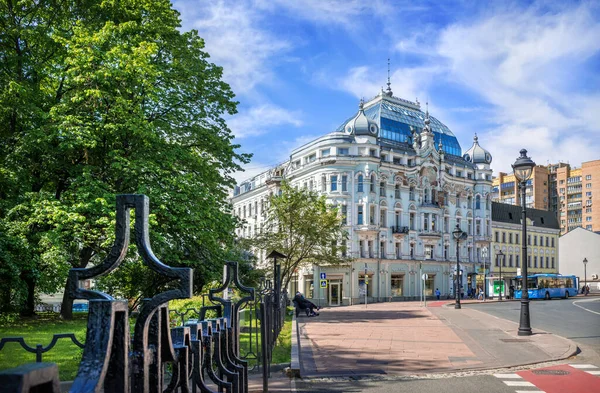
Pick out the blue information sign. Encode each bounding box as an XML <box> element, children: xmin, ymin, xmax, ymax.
<box><xmin>320</xmin><ymin>272</ymin><xmax>326</xmax><ymax>280</ymax></box>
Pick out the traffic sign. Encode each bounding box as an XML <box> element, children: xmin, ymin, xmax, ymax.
<box><xmin>320</xmin><ymin>272</ymin><xmax>327</xmax><ymax>280</ymax></box>
<box><xmin>320</xmin><ymin>279</ymin><xmax>327</xmax><ymax>288</ymax></box>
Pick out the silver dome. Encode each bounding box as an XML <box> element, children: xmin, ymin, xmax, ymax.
<box><xmin>463</xmin><ymin>134</ymin><xmax>492</xmax><ymax>164</ymax></box>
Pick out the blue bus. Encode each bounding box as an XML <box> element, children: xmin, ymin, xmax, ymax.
<box><xmin>513</xmin><ymin>274</ymin><xmax>578</xmax><ymax>300</ymax></box>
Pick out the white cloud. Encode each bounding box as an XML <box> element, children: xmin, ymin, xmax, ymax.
<box><xmin>336</xmin><ymin>65</ymin><xmax>442</xmax><ymax>103</ymax></box>
<box><xmin>173</xmin><ymin>0</ymin><xmax>291</xmax><ymax>95</ymax></box>
<box><xmin>436</xmin><ymin>3</ymin><xmax>600</xmax><ymax>130</ymax></box>
<box><xmin>228</xmin><ymin>104</ymin><xmax>303</xmax><ymax>139</ymax></box>
<box><xmin>392</xmin><ymin>2</ymin><xmax>600</xmax><ymax>173</ymax></box>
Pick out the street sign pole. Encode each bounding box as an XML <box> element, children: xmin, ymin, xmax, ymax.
<box><xmin>365</xmin><ymin>263</ymin><xmax>368</xmax><ymax>309</ymax></box>
<box><xmin>419</xmin><ymin>262</ymin><xmax>423</xmax><ymax>306</ymax></box>
<box><xmin>319</xmin><ymin>272</ymin><xmax>327</xmax><ymax>308</ymax></box>
<box><xmin>422</xmin><ymin>273</ymin><xmax>428</xmax><ymax>307</ymax></box>
<box><xmin>482</xmin><ymin>247</ymin><xmax>488</xmax><ymax>302</ymax></box>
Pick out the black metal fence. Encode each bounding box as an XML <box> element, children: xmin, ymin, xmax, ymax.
<box><xmin>0</xmin><ymin>334</ymin><xmax>84</xmax><ymax>363</ymax></box>
<box><xmin>0</xmin><ymin>195</ymin><xmax>290</xmax><ymax>393</ymax></box>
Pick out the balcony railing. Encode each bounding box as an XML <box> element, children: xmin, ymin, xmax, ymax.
<box><xmin>391</xmin><ymin>226</ymin><xmax>410</xmax><ymax>234</ymax></box>
<box><xmin>418</xmin><ymin>230</ymin><xmax>442</xmax><ymax>237</ymax></box>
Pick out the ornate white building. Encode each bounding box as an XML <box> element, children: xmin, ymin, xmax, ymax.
<box><xmin>231</xmin><ymin>87</ymin><xmax>494</xmax><ymax>305</ymax></box>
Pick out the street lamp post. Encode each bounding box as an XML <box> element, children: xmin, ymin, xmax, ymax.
<box><xmin>512</xmin><ymin>149</ymin><xmax>536</xmax><ymax>336</ymax></box>
<box><xmin>497</xmin><ymin>250</ymin><xmax>504</xmax><ymax>301</ymax></box>
<box><xmin>583</xmin><ymin>258</ymin><xmax>588</xmax><ymax>294</ymax></box>
<box><xmin>453</xmin><ymin>224</ymin><xmax>467</xmax><ymax>309</ymax></box>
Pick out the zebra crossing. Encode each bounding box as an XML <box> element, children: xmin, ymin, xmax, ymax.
<box><xmin>493</xmin><ymin>364</ymin><xmax>600</xmax><ymax>393</ymax></box>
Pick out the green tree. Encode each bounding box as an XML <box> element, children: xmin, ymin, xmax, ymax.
<box><xmin>252</xmin><ymin>181</ymin><xmax>350</xmax><ymax>290</ymax></box>
<box><xmin>0</xmin><ymin>0</ymin><xmax>250</xmax><ymax>317</ymax></box>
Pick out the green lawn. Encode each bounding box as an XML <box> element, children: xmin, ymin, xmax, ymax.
<box><xmin>0</xmin><ymin>313</ymin><xmax>88</xmax><ymax>381</ymax></box>
<box><xmin>0</xmin><ymin>308</ymin><xmax>293</xmax><ymax>380</ymax></box>
<box><xmin>239</xmin><ymin>308</ymin><xmax>293</xmax><ymax>366</ymax></box>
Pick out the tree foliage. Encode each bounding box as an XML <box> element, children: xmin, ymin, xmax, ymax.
<box><xmin>251</xmin><ymin>182</ymin><xmax>350</xmax><ymax>290</ymax></box>
<box><xmin>0</xmin><ymin>0</ymin><xmax>250</xmax><ymax>317</ymax></box>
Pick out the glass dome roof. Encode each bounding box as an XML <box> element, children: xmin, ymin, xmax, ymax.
<box><xmin>336</xmin><ymin>99</ymin><xmax>462</xmax><ymax>157</ymax></box>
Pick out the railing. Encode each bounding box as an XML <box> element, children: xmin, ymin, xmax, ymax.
<box><xmin>0</xmin><ymin>194</ymin><xmax>270</xmax><ymax>393</ymax></box>
<box><xmin>391</xmin><ymin>226</ymin><xmax>409</xmax><ymax>234</ymax></box>
<box><xmin>0</xmin><ymin>334</ymin><xmax>84</xmax><ymax>363</ymax></box>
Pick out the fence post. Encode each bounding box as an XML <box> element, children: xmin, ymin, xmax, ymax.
<box><xmin>260</xmin><ymin>300</ymin><xmax>268</xmax><ymax>393</ymax></box>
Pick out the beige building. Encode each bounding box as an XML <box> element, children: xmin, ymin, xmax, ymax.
<box><xmin>490</xmin><ymin>202</ymin><xmax>560</xmax><ymax>298</ymax></box>
<box><xmin>493</xmin><ymin>159</ymin><xmax>600</xmax><ymax>235</ymax></box>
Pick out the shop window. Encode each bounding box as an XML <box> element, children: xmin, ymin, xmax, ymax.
<box><xmin>391</xmin><ymin>274</ymin><xmax>404</xmax><ymax>297</ymax></box>
<box><xmin>304</xmin><ymin>278</ymin><xmax>314</xmax><ymax>298</ymax></box>
<box><xmin>424</xmin><ymin>275</ymin><xmax>435</xmax><ymax>296</ymax></box>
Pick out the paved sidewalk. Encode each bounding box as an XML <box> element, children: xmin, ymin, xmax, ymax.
<box><xmin>248</xmin><ymin>370</ymin><xmax>293</xmax><ymax>393</ymax></box>
<box><xmin>297</xmin><ymin>301</ymin><xmax>577</xmax><ymax>378</ymax></box>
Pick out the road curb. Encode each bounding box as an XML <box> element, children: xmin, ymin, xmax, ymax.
<box><xmin>289</xmin><ymin>313</ymin><xmax>301</xmax><ymax>378</ymax></box>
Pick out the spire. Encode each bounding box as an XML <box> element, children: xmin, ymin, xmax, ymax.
<box><xmin>423</xmin><ymin>101</ymin><xmax>432</xmax><ymax>135</ymax></box>
<box><xmin>359</xmin><ymin>97</ymin><xmax>364</xmax><ymax>111</ymax></box>
<box><xmin>473</xmin><ymin>133</ymin><xmax>478</xmax><ymax>143</ymax></box>
<box><xmin>385</xmin><ymin>58</ymin><xmax>393</xmax><ymax>97</ymax></box>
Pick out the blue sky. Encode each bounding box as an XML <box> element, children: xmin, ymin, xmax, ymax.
<box><xmin>172</xmin><ymin>0</ymin><xmax>600</xmax><ymax>183</ymax></box>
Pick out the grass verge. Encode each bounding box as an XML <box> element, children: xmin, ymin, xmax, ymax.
<box><xmin>0</xmin><ymin>313</ymin><xmax>88</xmax><ymax>381</ymax></box>
<box><xmin>0</xmin><ymin>308</ymin><xmax>294</xmax><ymax>380</ymax></box>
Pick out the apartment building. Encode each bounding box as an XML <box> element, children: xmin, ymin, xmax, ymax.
<box><xmin>555</xmin><ymin>160</ymin><xmax>600</xmax><ymax>234</ymax></box>
<box><xmin>491</xmin><ymin>166</ymin><xmax>549</xmax><ymax>210</ymax></box>
<box><xmin>493</xmin><ymin>159</ymin><xmax>600</xmax><ymax>235</ymax></box>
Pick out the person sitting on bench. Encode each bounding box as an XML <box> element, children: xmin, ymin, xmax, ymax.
<box><xmin>293</xmin><ymin>292</ymin><xmax>319</xmax><ymax>317</ymax></box>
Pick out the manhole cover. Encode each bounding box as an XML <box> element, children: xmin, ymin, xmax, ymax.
<box><xmin>500</xmin><ymin>338</ymin><xmax>532</xmax><ymax>343</ymax></box>
<box><xmin>532</xmin><ymin>369</ymin><xmax>570</xmax><ymax>375</ymax></box>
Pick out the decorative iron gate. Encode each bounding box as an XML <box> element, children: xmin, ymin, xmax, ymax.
<box><xmin>0</xmin><ymin>195</ymin><xmax>266</xmax><ymax>393</ymax></box>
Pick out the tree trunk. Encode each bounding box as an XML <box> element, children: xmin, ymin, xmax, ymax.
<box><xmin>60</xmin><ymin>246</ymin><xmax>94</xmax><ymax>320</ymax></box>
<box><xmin>20</xmin><ymin>271</ymin><xmax>36</xmax><ymax>317</ymax></box>
<box><xmin>60</xmin><ymin>278</ymin><xmax>74</xmax><ymax>320</ymax></box>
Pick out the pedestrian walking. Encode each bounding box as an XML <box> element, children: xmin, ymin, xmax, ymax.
<box><xmin>435</xmin><ymin>288</ymin><xmax>441</xmax><ymax>300</ymax></box>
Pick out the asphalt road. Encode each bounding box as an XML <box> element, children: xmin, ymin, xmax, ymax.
<box><xmin>294</xmin><ymin>298</ymin><xmax>600</xmax><ymax>393</ymax></box>
<box><xmin>464</xmin><ymin>297</ymin><xmax>600</xmax><ymax>362</ymax></box>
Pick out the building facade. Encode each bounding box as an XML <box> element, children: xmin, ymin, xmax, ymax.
<box><xmin>555</xmin><ymin>160</ymin><xmax>600</xmax><ymax>234</ymax></box>
<box><xmin>558</xmin><ymin>227</ymin><xmax>600</xmax><ymax>291</ymax></box>
<box><xmin>232</xmin><ymin>88</ymin><xmax>494</xmax><ymax>305</ymax></box>
<box><xmin>491</xmin><ymin>166</ymin><xmax>549</xmax><ymax>210</ymax></box>
<box><xmin>490</xmin><ymin>202</ymin><xmax>560</xmax><ymax>298</ymax></box>
<box><xmin>492</xmin><ymin>159</ymin><xmax>600</xmax><ymax>235</ymax></box>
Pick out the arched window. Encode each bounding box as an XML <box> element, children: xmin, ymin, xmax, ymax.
<box><xmin>370</xmin><ymin>174</ymin><xmax>376</xmax><ymax>192</ymax></box>
<box><xmin>358</xmin><ymin>175</ymin><xmax>364</xmax><ymax>192</ymax></box>
<box><xmin>395</xmin><ymin>184</ymin><xmax>401</xmax><ymax>199</ymax></box>
<box><xmin>476</xmin><ymin>195</ymin><xmax>481</xmax><ymax>209</ymax></box>
<box><xmin>409</xmin><ymin>186</ymin><xmax>415</xmax><ymax>201</ymax></box>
